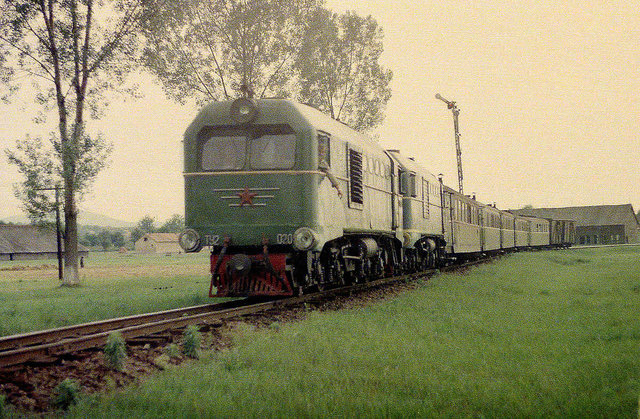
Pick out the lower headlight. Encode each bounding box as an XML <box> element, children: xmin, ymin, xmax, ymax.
<box><xmin>293</xmin><ymin>227</ymin><xmax>316</xmax><ymax>251</ymax></box>
<box><xmin>179</xmin><ymin>229</ymin><xmax>201</xmax><ymax>252</ymax></box>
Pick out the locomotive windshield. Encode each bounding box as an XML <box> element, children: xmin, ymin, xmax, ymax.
<box><xmin>199</xmin><ymin>125</ymin><xmax>296</xmax><ymax>171</ymax></box>
<box><xmin>202</xmin><ymin>136</ymin><xmax>245</xmax><ymax>170</ymax></box>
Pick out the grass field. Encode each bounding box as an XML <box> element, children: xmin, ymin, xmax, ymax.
<box><xmin>58</xmin><ymin>246</ymin><xmax>640</xmax><ymax>418</ymax></box>
<box><xmin>0</xmin><ymin>252</ymin><xmax>213</xmax><ymax>336</ymax></box>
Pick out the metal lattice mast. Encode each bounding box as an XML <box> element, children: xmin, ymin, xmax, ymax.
<box><xmin>435</xmin><ymin>93</ymin><xmax>464</xmax><ymax>194</ymax></box>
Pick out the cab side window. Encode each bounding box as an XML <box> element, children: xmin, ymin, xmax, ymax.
<box><xmin>318</xmin><ymin>132</ymin><xmax>331</xmax><ymax>168</ymax></box>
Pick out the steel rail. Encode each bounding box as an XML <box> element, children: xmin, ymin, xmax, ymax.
<box><xmin>0</xmin><ymin>299</ymin><xmax>250</xmax><ymax>366</ymax></box>
<box><xmin>0</xmin><ymin>258</ymin><xmax>489</xmax><ymax>369</ymax></box>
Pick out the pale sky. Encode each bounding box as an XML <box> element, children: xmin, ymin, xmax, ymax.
<box><xmin>1</xmin><ymin>0</ymin><xmax>639</xmax><ymax>223</ymax></box>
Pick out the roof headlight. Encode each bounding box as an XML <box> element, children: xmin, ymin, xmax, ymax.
<box><xmin>179</xmin><ymin>229</ymin><xmax>201</xmax><ymax>252</ymax></box>
<box><xmin>230</xmin><ymin>98</ymin><xmax>258</xmax><ymax>124</ymax></box>
<box><xmin>293</xmin><ymin>227</ymin><xmax>316</xmax><ymax>251</ymax></box>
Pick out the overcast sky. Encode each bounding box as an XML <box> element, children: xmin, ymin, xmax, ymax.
<box><xmin>1</xmin><ymin>0</ymin><xmax>638</xmax><ymax>223</ymax></box>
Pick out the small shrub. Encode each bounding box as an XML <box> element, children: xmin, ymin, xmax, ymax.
<box><xmin>104</xmin><ymin>331</ymin><xmax>127</xmax><ymax>371</ymax></box>
<box><xmin>152</xmin><ymin>354</ymin><xmax>171</xmax><ymax>370</ymax></box>
<box><xmin>0</xmin><ymin>394</ymin><xmax>7</xmax><ymax>418</ymax></box>
<box><xmin>51</xmin><ymin>378</ymin><xmax>80</xmax><ymax>410</ymax></box>
<box><xmin>221</xmin><ymin>349</ymin><xmax>244</xmax><ymax>372</ymax></box>
<box><xmin>103</xmin><ymin>376</ymin><xmax>117</xmax><ymax>392</ymax></box>
<box><xmin>164</xmin><ymin>343</ymin><xmax>181</xmax><ymax>358</ymax></box>
<box><xmin>182</xmin><ymin>325</ymin><xmax>201</xmax><ymax>359</ymax></box>
<box><xmin>269</xmin><ymin>321</ymin><xmax>281</xmax><ymax>331</ymax></box>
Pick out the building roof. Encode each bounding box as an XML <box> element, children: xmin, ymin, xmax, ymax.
<box><xmin>141</xmin><ymin>233</ymin><xmax>179</xmax><ymax>243</ymax></box>
<box><xmin>511</xmin><ymin>204</ymin><xmax>640</xmax><ymax>227</ymax></box>
<box><xmin>0</xmin><ymin>224</ymin><xmax>89</xmax><ymax>254</ymax></box>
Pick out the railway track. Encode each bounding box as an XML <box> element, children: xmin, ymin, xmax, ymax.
<box><xmin>0</xmin><ymin>258</ymin><xmax>489</xmax><ymax>369</ymax></box>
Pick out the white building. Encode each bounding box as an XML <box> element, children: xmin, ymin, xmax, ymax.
<box><xmin>135</xmin><ymin>233</ymin><xmax>182</xmax><ymax>254</ymax></box>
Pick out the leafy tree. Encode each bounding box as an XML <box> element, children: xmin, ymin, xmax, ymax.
<box><xmin>157</xmin><ymin>214</ymin><xmax>184</xmax><ymax>233</ymax></box>
<box><xmin>97</xmin><ymin>230</ymin><xmax>112</xmax><ymax>251</ymax></box>
<box><xmin>111</xmin><ymin>230</ymin><xmax>125</xmax><ymax>249</ymax></box>
<box><xmin>79</xmin><ymin>232</ymin><xmax>98</xmax><ymax>247</ymax></box>
<box><xmin>140</xmin><ymin>2</ymin><xmax>392</xmax><ymax>131</ymax></box>
<box><xmin>6</xmin><ymin>135</ymin><xmax>110</xmax><ymax>223</ymax></box>
<box><xmin>295</xmin><ymin>9</ymin><xmax>392</xmax><ymax>131</ymax></box>
<box><xmin>80</xmin><ymin>228</ymin><xmax>125</xmax><ymax>249</ymax></box>
<box><xmin>141</xmin><ymin>0</ymin><xmax>320</xmax><ymax>104</ymax></box>
<box><xmin>1</xmin><ymin>0</ymin><xmax>155</xmax><ymax>285</ymax></box>
<box><xmin>131</xmin><ymin>215</ymin><xmax>156</xmax><ymax>243</ymax></box>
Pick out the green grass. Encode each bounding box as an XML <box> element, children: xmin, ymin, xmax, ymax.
<box><xmin>65</xmin><ymin>246</ymin><xmax>640</xmax><ymax>418</ymax></box>
<box><xmin>0</xmin><ymin>252</ymin><xmax>217</xmax><ymax>336</ymax></box>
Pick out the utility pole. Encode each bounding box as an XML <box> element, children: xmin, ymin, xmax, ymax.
<box><xmin>435</xmin><ymin>93</ymin><xmax>464</xmax><ymax>194</ymax></box>
<box><xmin>35</xmin><ymin>185</ymin><xmax>63</xmax><ymax>280</ymax></box>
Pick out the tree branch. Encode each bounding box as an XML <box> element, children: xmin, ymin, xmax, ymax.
<box><xmin>193</xmin><ymin>6</ymin><xmax>229</xmax><ymax>99</ymax></box>
<box><xmin>80</xmin><ymin>0</ymin><xmax>92</xmax><ymax>96</ymax></box>
<box><xmin>0</xmin><ymin>34</ymin><xmax>55</xmax><ymax>81</ymax></box>
<box><xmin>86</xmin><ymin>1</ymin><xmax>140</xmax><ymax>75</ymax></box>
<box><xmin>71</xmin><ymin>0</ymin><xmax>81</xmax><ymax>96</ymax></box>
<box><xmin>259</xmin><ymin>49</ymin><xmax>292</xmax><ymax>98</ymax></box>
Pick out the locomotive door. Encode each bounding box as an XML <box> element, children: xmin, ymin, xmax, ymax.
<box><xmin>442</xmin><ymin>191</ymin><xmax>454</xmax><ymax>253</ymax></box>
<box><xmin>499</xmin><ymin>212</ymin><xmax>504</xmax><ymax>248</ymax></box>
<box><xmin>480</xmin><ymin>208</ymin><xmax>485</xmax><ymax>252</ymax></box>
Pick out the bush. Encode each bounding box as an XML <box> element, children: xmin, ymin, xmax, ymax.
<box><xmin>51</xmin><ymin>379</ymin><xmax>80</xmax><ymax>410</ymax></box>
<box><xmin>181</xmin><ymin>325</ymin><xmax>201</xmax><ymax>359</ymax></box>
<box><xmin>164</xmin><ymin>343</ymin><xmax>181</xmax><ymax>358</ymax></box>
<box><xmin>0</xmin><ymin>394</ymin><xmax>7</xmax><ymax>418</ymax></box>
<box><xmin>104</xmin><ymin>331</ymin><xmax>127</xmax><ymax>371</ymax></box>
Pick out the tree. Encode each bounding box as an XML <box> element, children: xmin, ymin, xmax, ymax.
<box><xmin>295</xmin><ymin>9</ymin><xmax>392</xmax><ymax>132</ymax></box>
<box><xmin>131</xmin><ymin>215</ymin><xmax>156</xmax><ymax>243</ymax></box>
<box><xmin>6</xmin><ymin>134</ymin><xmax>110</xmax><ymax>222</ymax></box>
<box><xmin>79</xmin><ymin>231</ymin><xmax>98</xmax><ymax>247</ymax></box>
<box><xmin>140</xmin><ymin>0</ymin><xmax>320</xmax><ymax>105</ymax></box>
<box><xmin>141</xmin><ymin>3</ymin><xmax>392</xmax><ymax>131</ymax></box>
<box><xmin>97</xmin><ymin>230</ymin><xmax>112</xmax><ymax>251</ymax></box>
<box><xmin>1</xmin><ymin>0</ymin><xmax>154</xmax><ymax>285</ymax></box>
<box><xmin>157</xmin><ymin>214</ymin><xmax>184</xmax><ymax>233</ymax></box>
<box><xmin>110</xmin><ymin>230</ymin><xmax>125</xmax><ymax>249</ymax></box>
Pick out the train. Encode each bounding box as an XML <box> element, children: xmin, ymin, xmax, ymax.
<box><xmin>178</xmin><ymin>98</ymin><xmax>575</xmax><ymax>297</ymax></box>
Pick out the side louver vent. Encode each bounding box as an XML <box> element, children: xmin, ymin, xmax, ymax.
<box><xmin>349</xmin><ymin>149</ymin><xmax>363</xmax><ymax>204</ymax></box>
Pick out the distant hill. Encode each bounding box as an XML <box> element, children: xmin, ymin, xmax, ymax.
<box><xmin>78</xmin><ymin>210</ymin><xmax>135</xmax><ymax>228</ymax></box>
<box><xmin>1</xmin><ymin>209</ymin><xmax>135</xmax><ymax>229</ymax></box>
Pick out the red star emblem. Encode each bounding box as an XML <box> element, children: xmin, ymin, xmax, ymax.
<box><xmin>237</xmin><ymin>187</ymin><xmax>257</xmax><ymax>207</ymax></box>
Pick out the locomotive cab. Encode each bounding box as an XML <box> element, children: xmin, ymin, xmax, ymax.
<box><xmin>181</xmin><ymin>99</ymin><xmax>329</xmax><ymax>297</ymax></box>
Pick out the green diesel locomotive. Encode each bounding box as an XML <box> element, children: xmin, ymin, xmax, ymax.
<box><xmin>180</xmin><ymin>98</ymin><xmax>443</xmax><ymax>296</ymax></box>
